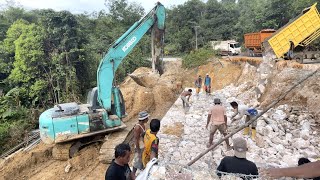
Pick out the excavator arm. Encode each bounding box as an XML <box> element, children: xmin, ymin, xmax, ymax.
<box><xmin>97</xmin><ymin>2</ymin><xmax>165</xmax><ymax>111</ymax></box>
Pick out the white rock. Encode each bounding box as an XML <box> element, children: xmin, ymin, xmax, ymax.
<box><xmin>298</xmin><ymin>114</ymin><xmax>308</xmax><ymax>123</ymax></box>
<box><xmin>292</xmin><ymin>138</ymin><xmax>310</xmax><ymax>149</ymax></box>
<box><xmin>172</xmin><ymin>151</ymin><xmax>181</xmax><ymax>160</ymax></box>
<box><xmin>300</xmin><ymin>120</ymin><xmax>311</xmax><ymax>130</ymax></box>
<box><xmin>148</xmin><ymin>166</ymin><xmax>166</xmax><ymax>180</ymax></box>
<box><xmin>271</xmin><ymin>137</ymin><xmax>282</xmax><ymax>144</ymax></box>
<box><xmin>64</xmin><ymin>161</ymin><xmax>72</xmax><ymax>173</ymax></box>
<box><xmin>300</xmin><ymin>130</ymin><xmax>310</xmax><ymax>140</ymax></box>
<box><xmin>291</xmin><ymin>129</ymin><xmax>300</xmax><ymax>138</ymax></box>
<box><xmin>257</xmin><ymin>119</ymin><xmax>267</xmax><ymax>127</ymax></box>
<box><xmin>288</xmin><ymin>114</ymin><xmax>297</xmax><ymax>122</ymax></box>
<box><xmin>272</xmin><ymin>109</ymin><xmax>287</xmax><ymax>121</ymax></box>
<box><xmin>193</xmin><ymin>171</ymin><xmax>214</xmax><ymax>180</ymax></box>
<box><xmin>266</xmin><ymin>147</ymin><xmax>277</xmax><ymax>156</ymax></box>
<box><xmin>275</xmin><ymin>144</ymin><xmax>285</xmax><ymax>152</ymax></box>
<box><xmin>282</xmin><ymin>154</ymin><xmax>299</xmax><ymax>167</ymax></box>
<box><xmin>269</xmin><ymin>122</ymin><xmax>279</xmax><ymax>132</ymax></box>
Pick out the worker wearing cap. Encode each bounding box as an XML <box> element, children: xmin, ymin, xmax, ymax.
<box><xmin>216</xmin><ymin>137</ymin><xmax>258</xmax><ymax>178</ymax></box>
<box><xmin>206</xmin><ymin>98</ymin><xmax>231</xmax><ymax>150</ymax></box>
<box><xmin>132</xmin><ymin>111</ymin><xmax>149</xmax><ymax>175</ymax></box>
<box><xmin>204</xmin><ymin>73</ymin><xmax>211</xmax><ymax>94</ymax></box>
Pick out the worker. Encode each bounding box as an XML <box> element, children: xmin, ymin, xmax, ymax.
<box><xmin>132</xmin><ymin>111</ymin><xmax>149</xmax><ymax>175</ymax></box>
<box><xmin>180</xmin><ymin>89</ymin><xmax>192</xmax><ymax>108</ymax></box>
<box><xmin>206</xmin><ymin>98</ymin><xmax>231</xmax><ymax>150</ymax></box>
<box><xmin>230</xmin><ymin>101</ymin><xmax>258</xmax><ymax>141</ymax></box>
<box><xmin>261</xmin><ymin>161</ymin><xmax>320</xmax><ymax>179</ymax></box>
<box><xmin>105</xmin><ymin>143</ymin><xmax>135</xmax><ymax>180</ymax></box>
<box><xmin>216</xmin><ymin>137</ymin><xmax>258</xmax><ymax>178</ymax></box>
<box><xmin>194</xmin><ymin>75</ymin><xmax>202</xmax><ymax>95</ymax></box>
<box><xmin>204</xmin><ymin>73</ymin><xmax>211</xmax><ymax>94</ymax></box>
<box><xmin>142</xmin><ymin>119</ymin><xmax>161</xmax><ymax>167</ymax></box>
<box><xmin>287</xmin><ymin>40</ymin><xmax>294</xmax><ymax>60</ymax></box>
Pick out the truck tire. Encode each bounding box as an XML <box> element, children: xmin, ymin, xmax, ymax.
<box><xmin>294</xmin><ymin>55</ymin><xmax>304</xmax><ymax>64</ymax></box>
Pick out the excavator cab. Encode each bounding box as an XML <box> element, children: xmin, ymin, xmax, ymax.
<box><xmin>110</xmin><ymin>88</ymin><xmax>126</xmax><ymax>118</ymax></box>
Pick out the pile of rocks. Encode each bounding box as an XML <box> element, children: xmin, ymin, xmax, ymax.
<box><xmin>144</xmin><ymin>77</ymin><xmax>319</xmax><ymax>179</ymax></box>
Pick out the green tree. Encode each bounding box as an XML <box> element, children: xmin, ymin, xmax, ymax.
<box><xmin>235</xmin><ymin>0</ymin><xmax>267</xmax><ymax>42</ymax></box>
<box><xmin>105</xmin><ymin>0</ymin><xmax>144</xmax><ymax>27</ymax></box>
<box><xmin>201</xmin><ymin>0</ymin><xmax>239</xmax><ymax>41</ymax></box>
<box><xmin>262</xmin><ymin>0</ymin><xmax>293</xmax><ymax>29</ymax></box>
<box><xmin>0</xmin><ymin>19</ymin><xmax>29</xmax><ymax>84</ymax></box>
<box><xmin>37</xmin><ymin>10</ymin><xmax>87</xmax><ymax>103</ymax></box>
<box><xmin>165</xmin><ymin>0</ymin><xmax>205</xmax><ymax>53</ymax></box>
<box><xmin>8</xmin><ymin>23</ymin><xmax>47</xmax><ymax>106</ymax></box>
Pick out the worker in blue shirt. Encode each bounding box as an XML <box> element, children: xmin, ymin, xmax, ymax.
<box><xmin>204</xmin><ymin>73</ymin><xmax>211</xmax><ymax>94</ymax></box>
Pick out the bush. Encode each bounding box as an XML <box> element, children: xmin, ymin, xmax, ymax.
<box><xmin>182</xmin><ymin>48</ymin><xmax>215</xmax><ymax>68</ymax></box>
<box><xmin>0</xmin><ymin>118</ymin><xmax>35</xmax><ymax>154</ymax></box>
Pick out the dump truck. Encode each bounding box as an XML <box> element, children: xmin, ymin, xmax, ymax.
<box><xmin>263</xmin><ymin>3</ymin><xmax>320</xmax><ymax>63</ymax></box>
<box><xmin>211</xmin><ymin>40</ymin><xmax>241</xmax><ymax>56</ymax></box>
<box><xmin>244</xmin><ymin>29</ymin><xmax>276</xmax><ymax>57</ymax></box>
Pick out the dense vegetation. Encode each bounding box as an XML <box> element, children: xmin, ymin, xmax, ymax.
<box><xmin>0</xmin><ymin>0</ymin><xmax>319</xmax><ymax>153</ymax></box>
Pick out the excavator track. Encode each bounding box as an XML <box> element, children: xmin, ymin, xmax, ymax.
<box><xmin>99</xmin><ymin>120</ymin><xmax>136</xmax><ymax>164</ymax></box>
<box><xmin>51</xmin><ymin>122</ymin><xmax>126</xmax><ymax>161</ymax></box>
<box><xmin>52</xmin><ymin>143</ymin><xmax>73</xmax><ymax>161</ymax></box>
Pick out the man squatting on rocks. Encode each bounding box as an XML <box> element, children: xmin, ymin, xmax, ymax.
<box><xmin>217</xmin><ymin>137</ymin><xmax>258</xmax><ymax>178</ymax></box>
<box><xmin>180</xmin><ymin>89</ymin><xmax>192</xmax><ymax>108</ymax></box>
<box><xmin>206</xmin><ymin>98</ymin><xmax>231</xmax><ymax>150</ymax></box>
<box><xmin>142</xmin><ymin>119</ymin><xmax>161</xmax><ymax>167</ymax></box>
<box><xmin>230</xmin><ymin>101</ymin><xmax>257</xmax><ymax>141</ymax></box>
<box><xmin>105</xmin><ymin>143</ymin><xmax>135</xmax><ymax>180</ymax></box>
<box><xmin>132</xmin><ymin>111</ymin><xmax>149</xmax><ymax>175</ymax></box>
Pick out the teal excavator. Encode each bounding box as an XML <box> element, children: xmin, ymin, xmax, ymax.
<box><xmin>39</xmin><ymin>3</ymin><xmax>165</xmax><ymax>157</ymax></box>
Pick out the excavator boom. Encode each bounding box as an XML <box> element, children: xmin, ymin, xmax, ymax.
<box><xmin>97</xmin><ymin>3</ymin><xmax>165</xmax><ymax>111</ymax></box>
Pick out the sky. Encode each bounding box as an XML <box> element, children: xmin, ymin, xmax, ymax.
<box><xmin>0</xmin><ymin>0</ymin><xmax>191</xmax><ymax>14</ymax></box>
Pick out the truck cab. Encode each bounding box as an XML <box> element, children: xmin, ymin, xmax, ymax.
<box><xmin>211</xmin><ymin>40</ymin><xmax>241</xmax><ymax>56</ymax></box>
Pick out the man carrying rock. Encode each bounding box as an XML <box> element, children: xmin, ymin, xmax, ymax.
<box><xmin>142</xmin><ymin>119</ymin><xmax>161</xmax><ymax>167</ymax></box>
<box><xmin>206</xmin><ymin>98</ymin><xmax>231</xmax><ymax>150</ymax></box>
<box><xmin>132</xmin><ymin>111</ymin><xmax>149</xmax><ymax>175</ymax></box>
<box><xmin>216</xmin><ymin>137</ymin><xmax>258</xmax><ymax>179</ymax></box>
<box><xmin>180</xmin><ymin>89</ymin><xmax>192</xmax><ymax>108</ymax></box>
<box><xmin>230</xmin><ymin>101</ymin><xmax>258</xmax><ymax>141</ymax></box>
